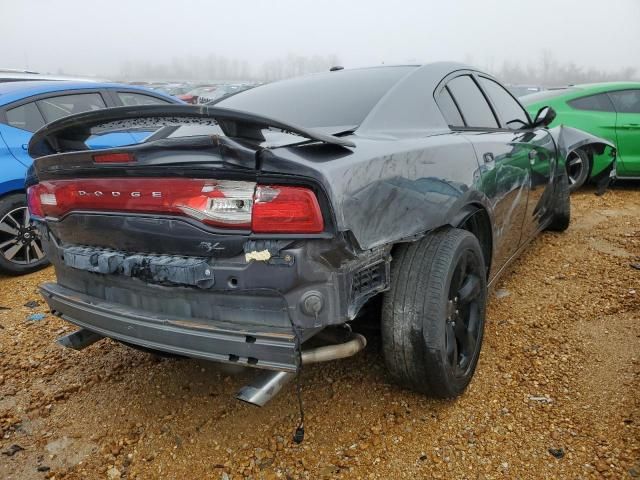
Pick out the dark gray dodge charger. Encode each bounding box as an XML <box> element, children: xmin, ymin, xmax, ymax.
<box><xmin>26</xmin><ymin>63</ymin><xmax>612</xmax><ymax>406</ymax></box>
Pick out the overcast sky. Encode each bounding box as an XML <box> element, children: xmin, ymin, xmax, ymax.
<box><xmin>2</xmin><ymin>0</ymin><xmax>639</xmax><ymax>77</ymax></box>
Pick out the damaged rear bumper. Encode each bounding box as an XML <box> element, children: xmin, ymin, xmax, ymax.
<box><xmin>41</xmin><ymin>282</ymin><xmax>303</xmax><ymax>371</ymax></box>
<box><xmin>37</xmin><ymin>223</ymin><xmax>390</xmax><ymax>370</ymax></box>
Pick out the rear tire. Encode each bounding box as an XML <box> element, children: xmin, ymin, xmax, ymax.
<box><xmin>566</xmin><ymin>149</ymin><xmax>590</xmax><ymax>192</ymax></box>
<box><xmin>381</xmin><ymin>228</ymin><xmax>487</xmax><ymax>398</ymax></box>
<box><xmin>0</xmin><ymin>193</ymin><xmax>49</xmax><ymax>275</ymax></box>
<box><xmin>546</xmin><ymin>172</ymin><xmax>571</xmax><ymax>232</ymax></box>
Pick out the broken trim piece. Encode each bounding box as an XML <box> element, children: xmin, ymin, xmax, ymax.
<box><xmin>245</xmin><ymin>249</ymin><xmax>272</xmax><ymax>262</ymax></box>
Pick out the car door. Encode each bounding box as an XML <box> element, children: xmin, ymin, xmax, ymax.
<box><xmin>439</xmin><ymin>74</ymin><xmax>530</xmax><ymax>272</ymax></box>
<box><xmin>608</xmin><ymin>89</ymin><xmax>640</xmax><ymax>176</ymax></box>
<box><xmin>476</xmin><ymin>76</ymin><xmax>556</xmax><ymax>242</ymax></box>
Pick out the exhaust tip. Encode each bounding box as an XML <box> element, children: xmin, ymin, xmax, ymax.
<box><xmin>236</xmin><ymin>370</ymin><xmax>295</xmax><ymax>407</ymax></box>
<box><xmin>57</xmin><ymin>328</ymin><xmax>103</xmax><ymax>350</ymax></box>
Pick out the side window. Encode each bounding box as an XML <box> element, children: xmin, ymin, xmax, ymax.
<box><xmin>37</xmin><ymin>93</ymin><xmax>106</xmax><ymax>123</ymax></box>
<box><xmin>435</xmin><ymin>87</ymin><xmax>464</xmax><ymax>127</ymax></box>
<box><xmin>5</xmin><ymin>102</ymin><xmax>46</xmax><ymax>132</ymax></box>
<box><xmin>567</xmin><ymin>93</ymin><xmax>615</xmax><ymax>112</ymax></box>
<box><xmin>446</xmin><ymin>75</ymin><xmax>498</xmax><ymax>128</ymax></box>
<box><xmin>117</xmin><ymin>92</ymin><xmax>170</xmax><ymax>106</ymax></box>
<box><xmin>608</xmin><ymin>90</ymin><xmax>640</xmax><ymax>113</ymax></box>
<box><xmin>478</xmin><ymin>77</ymin><xmax>529</xmax><ymax>129</ymax></box>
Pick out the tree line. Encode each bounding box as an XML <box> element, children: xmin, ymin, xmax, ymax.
<box><xmin>117</xmin><ymin>51</ymin><xmax>638</xmax><ymax>86</ymax></box>
<box><xmin>487</xmin><ymin>51</ymin><xmax>638</xmax><ymax>87</ymax></box>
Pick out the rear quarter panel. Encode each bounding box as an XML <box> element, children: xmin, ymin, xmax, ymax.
<box><xmin>266</xmin><ymin>133</ymin><xmax>487</xmax><ymax>250</ymax></box>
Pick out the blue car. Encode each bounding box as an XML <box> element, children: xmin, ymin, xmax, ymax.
<box><xmin>0</xmin><ymin>81</ymin><xmax>181</xmax><ymax>274</ymax></box>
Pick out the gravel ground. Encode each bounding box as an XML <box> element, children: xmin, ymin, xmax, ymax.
<box><xmin>1</xmin><ymin>185</ymin><xmax>639</xmax><ymax>480</ymax></box>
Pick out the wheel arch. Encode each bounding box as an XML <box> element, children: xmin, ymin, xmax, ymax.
<box><xmin>387</xmin><ymin>202</ymin><xmax>494</xmax><ymax>280</ymax></box>
<box><xmin>569</xmin><ymin>142</ymin><xmax>614</xmax><ymax>179</ymax></box>
<box><xmin>0</xmin><ymin>188</ymin><xmax>27</xmax><ymax>201</ymax></box>
<box><xmin>451</xmin><ymin>204</ymin><xmax>493</xmax><ymax>278</ymax></box>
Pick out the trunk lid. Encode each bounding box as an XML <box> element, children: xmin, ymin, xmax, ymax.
<box><xmin>27</xmin><ymin>105</ymin><xmax>343</xmax><ymax>258</ymax></box>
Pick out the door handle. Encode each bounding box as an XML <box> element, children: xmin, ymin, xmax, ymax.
<box><xmin>483</xmin><ymin>152</ymin><xmax>494</xmax><ymax>163</ymax></box>
<box><xmin>621</xmin><ymin>123</ymin><xmax>639</xmax><ymax>129</ymax></box>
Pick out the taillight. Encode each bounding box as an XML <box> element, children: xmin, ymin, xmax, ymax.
<box><xmin>93</xmin><ymin>152</ymin><xmax>135</xmax><ymax>164</ymax></box>
<box><xmin>27</xmin><ymin>184</ymin><xmax>46</xmax><ymax>217</ymax></box>
<box><xmin>252</xmin><ymin>185</ymin><xmax>324</xmax><ymax>233</ymax></box>
<box><xmin>177</xmin><ymin>180</ymin><xmax>255</xmax><ymax>227</ymax></box>
<box><xmin>25</xmin><ymin>178</ymin><xmax>324</xmax><ymax>233</ymax></box>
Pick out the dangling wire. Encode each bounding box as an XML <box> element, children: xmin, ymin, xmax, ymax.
<box><xmin>288</xmin><ymin>311</ymin><xmax>308</xmax><ymax>444</ymax></box>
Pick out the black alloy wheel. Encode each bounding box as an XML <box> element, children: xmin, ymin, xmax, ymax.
<box><xmin>445</xmin><ymin>249</ymin><xmax>483</xmax><ymax>378</ymax></box>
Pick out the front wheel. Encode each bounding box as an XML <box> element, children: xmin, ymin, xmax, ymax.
<box><xmin>0</xmin><ymin>193</ymin><xmax>49</xmax><ymax>275</ymax></box>
<box><xmin>381</xmin><ymin>228</ymin><xmax>487</xmax><ymax>398</ymax></box>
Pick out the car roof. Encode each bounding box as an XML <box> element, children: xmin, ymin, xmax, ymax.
<box><xmin>571</xmin><ymin>81</ymin><xmax>640</xmax><ymax>91</ymax></box>
<box><xmin>521</xmin><ymin>81</ymin><xmax>640</xmax><ymax>107</ymax></box>
<box><xmin>0</xmin><ymin>81</ymin><xmax>174</xmax><ymax>106</ymax></box>
<box><xmin>219</xmin><ymin>62</ymin><xmax>473</xmax><ymax>135</ymax></box>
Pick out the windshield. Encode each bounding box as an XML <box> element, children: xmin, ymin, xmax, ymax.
<box><xmin>217</xmin><ymin>66</ymin><xmax>416</xmax><ymax>128</ymax></box>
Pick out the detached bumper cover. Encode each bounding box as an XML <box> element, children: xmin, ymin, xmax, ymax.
<box><xmin>40</xmin><ymin>282</ymin><xmax>300</xmax><ymax>371</ymax></box>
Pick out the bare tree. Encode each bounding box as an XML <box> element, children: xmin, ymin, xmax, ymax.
<box><xmin>488</xmin><ymin>51</ymin><xmax>638</xmax><ymax>86</ymax></box>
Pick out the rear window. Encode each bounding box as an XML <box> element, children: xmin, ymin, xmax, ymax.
<box><xmin>6</xmin><ymin>102</ymin><xmax>45</xmax><ymax>132</ymax></box>
<box><xmin>568</xmin><ymin>93</ymin><xmax>615</xmax><ymax>112</ymax></box>
<box><xmin>37</xmin><ymin>93</ymin><xmax>106</xmax><ymax>123</ymax></box>
<box><xmin>117</xmin><ymin>92</ymin><xmax>171</xmax><ymax>106</ymax></box>
<box><xmin>217</xmin><ymin>66</ymin><xmax>416</xmax><ymax>128</ymax></box>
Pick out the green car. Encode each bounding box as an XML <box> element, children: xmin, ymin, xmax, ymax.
<box><xmin>522</xmin><ymin>82</ymin><xmax>640</xmax><ymax>190</ymax></box>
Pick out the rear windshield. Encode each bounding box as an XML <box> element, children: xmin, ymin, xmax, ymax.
<box><xmin>520</xmin><ymin>87</ymin><xmax>580</xmax><ymax>105</ymax></box>
<box><xmin>217</xmin><ymin>66</ymin><xmax>416</xmax><ymax>128</ymax></box>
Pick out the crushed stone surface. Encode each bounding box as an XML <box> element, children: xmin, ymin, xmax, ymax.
<box><xmin>0</xmin><ymin>185</ymin><xmax>638</xmax><ymax>479</ymax></box>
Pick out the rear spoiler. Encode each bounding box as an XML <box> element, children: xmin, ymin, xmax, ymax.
<box><xmin>28</xmin><ymin>104</ymin><xmax>356</xmax><ymax>158</ymax></box>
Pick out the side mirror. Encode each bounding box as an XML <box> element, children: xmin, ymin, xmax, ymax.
<box><xmin>532</xmin><ymin>106</ymin><xmax>556</xmax><ymax>128</ymax></box>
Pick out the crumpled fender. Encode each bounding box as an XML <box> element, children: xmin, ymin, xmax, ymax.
<box><xmin>548</xmin><ymin>125</ymin><xmax>616</xmax><ymax>173</ymax></box>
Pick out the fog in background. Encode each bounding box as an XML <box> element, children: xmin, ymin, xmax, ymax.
<box><xmin>2</xmin><ymin>0</ymin><xmax>639</xmax><ymax>85</ymax></box>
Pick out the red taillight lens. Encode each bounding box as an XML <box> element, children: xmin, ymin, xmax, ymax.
<box><xmin>27</xmin><ymin>178</ymin><xmax>255</xmax><ymax>228</ymax></box>
<box><xmin>26</xmin><ymin>178</ymin><xmax>324</xmax><ymax>233</ymax></box>
<box><xmin>93</xmin><ymin>152</ymin><xmax>135</xmax><ymax>164</ymax></box>
<box><xmin>252</xmin><ymin>185</ymin><xmax>324</xmax><ymax>233</ymax></box>
<box><xmin>27</xmin><ymin>184</ymin><xmax>46</xmax><ymax>217</ymax></box>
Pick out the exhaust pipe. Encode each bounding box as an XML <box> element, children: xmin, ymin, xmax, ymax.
<box><xmin>236</xmin><ymin>332</ymin><xmax>366</xmax><ymax>406</ymax></box>
<box><xmin>300</xmin><ymin>332</ymin><xmax>367</xmax><ymax>364</ymax></box>
<box><xmin>57</xmin><ymin>328</ymin><xmax>103</xmax><ymax>350</ymax></box>
<box><xmin>236</xmin><ymin>370</ymin><xmax>295</xmax><ymax>407</ymax></box>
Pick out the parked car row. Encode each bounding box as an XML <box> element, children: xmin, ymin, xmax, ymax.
<box><xmin>506</xmin><ymin>84</ymin><xmax>545</xmax><ymax>97</ymax></box>
<box><xmin>1</xmin><ymin>68</ymin><xmax>637</xmax><ymax>282</ymax></box>
<box><xmin>176</xmin><ymin>83</ymin><xmax>258</xmax><ymax>104</ymax></box>
<box><xmin>118</xmin><ymin>80</ymin><xmax>260</xmax><ymax>104</ymax></box>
